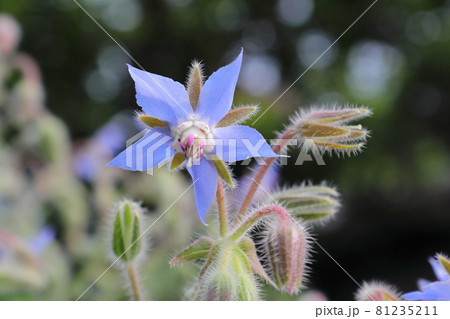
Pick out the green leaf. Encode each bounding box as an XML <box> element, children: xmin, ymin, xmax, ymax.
<box><xmin>170</xmin><ymin>153</ymin><xmax>185</xmax><ymax>170</ymax></box>
<box><xmin>231</xmin><ymin>245</ymin><xmax>259</xmax><ymax>301</ymax></box>
<box><xmin>238</xmin><ymin>236</ymin><xmax>276</xmax><ymax>287</ymax></box>
<box><xmin>139</xmin><ymin>115</ymin><xmax>168</xmax><ymax>128</ymax></box>
<box><xmin>211</xmin><ymin>155</ymin><xmax>234</xmax><ymax>187</ymax></box>
<box><xmin>170</xmin><ymin>237</ymin><xmax>214</xmax><ymax>265</ymax></box>
<box><xmin>216</xmin><ymin>106</ymin><xmax>258</xmax><ymax>128</ymax></box>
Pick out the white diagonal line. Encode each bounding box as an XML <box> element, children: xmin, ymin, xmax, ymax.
<box><xmin>252</xmin><ymin>0</ymin><xmax>378</xmax><ymax>125</ymax></box>
<box><xmin>76</xmin><ymin>179</ymin><xmax>198</xmax><ymax>301</ymax></box>
<box><xmin>250</xmin><ymin>177</ymin><xmax>375</xmax><ymax>301</ymax></box>
<box><xmin>72</xmin><ymin>0</ymin><xmax>193</xmax><ymax>120</ymax></box>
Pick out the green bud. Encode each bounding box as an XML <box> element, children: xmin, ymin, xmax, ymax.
<box><xmin>112</xmin><ymin>200</ymin><xmax>144</xmax><ymax>263</ymax></box>
<box><xmin>274</xmin><ymin>184</ymin><xmax>340</xmax><ymax>223</ymax></box>
<box><xmin>201</xmin><ymin>240</ymin><xmax>259</xmax><ymax>301</ymax></box>
<box><xmin>291</xmin><ymin>106</ymin><xmax>371</xmax><ymax>156</ymax></box>
<box><xmin>263</xmin><ymin>217</ymin><xmax>309</xmax><ymax>295</ymax></box>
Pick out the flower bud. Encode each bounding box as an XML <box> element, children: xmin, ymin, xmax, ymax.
<box><xmin>205</xmin><ymin>272</ymin><xmax>235</xmax><ymax>301</ymax></box>
<box><xmin>200</xmin><ymin>240</ymin><xmax>259</xmax><ymax>301</ymax></box>
<box><xmin>274</xmin><ymin>184</ymin><xmax>340</xmax><ymax>223</ymax></box>
<box><xmin>292</xmin><ymin>106</ymin><xmax>371</xmax><ymax>155</ymax></box>
<box><xmin>355</xmin><ymin>281</ymin><xmax>402</xmax><ymax>301</ymax></box>
<box><xmin>112</xmin><ymin>200</ymin><xmax>145</xmax><ymax>263</ymax></box>
<box><xmin>263</xmin><ymin>216</ymin><xmax>309</xmax><ymax>295</ymax></box>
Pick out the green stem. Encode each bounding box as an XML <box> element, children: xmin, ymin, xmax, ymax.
<box><xmin>217</xmin><ymin>178</ymin><xmax>228</xmax><ymax>237</ymax></box>
<box><xmin>234</xmin><ymin>127</ymin><xmax>297</xmax><ymax>223</ymax></box>
<box><xmin>127</xmin><ymin>264</ymin><xmax>142</xmax><ymax>301</ymax></box>
<box><xmin>229</xmin><ymin>204</ymin><xmax>289</xmax><ymax>241</ymax></box>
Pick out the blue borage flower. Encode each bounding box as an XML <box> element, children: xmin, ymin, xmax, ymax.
<box><xmin>107</xmin><ymin>50</ymin><xmax>280</xmax><ymax>224</ymax></box>
<box><xmin>403</xmin><ymin>254</ymin><xmax>450</xmax><ymax>301</ymax></box>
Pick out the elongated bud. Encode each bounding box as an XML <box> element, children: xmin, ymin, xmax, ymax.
<box><xmin>263</xmin><ymin>216</ymin><xmax>309</xmax><ymax>295</ymax></box>
<box><xmin>355</xmin><ymin>281</ymin><xmax>402</xmax><ymax>301</ymax></box>
<box><xmin>274</xmin><ymin>184</ymin><xmax>340</xmax><ymax>223</ymax></box>
<box><xmin>186</xmin><ymin>61</ymin><xmax>203</xmax><ymax>110</ymax></box>
<box><xmin>291</xmin><ymin>106</ymin><xmax>371</xmax><ymax>156</ymax></box>
<box><xmin>111</xmin><ymin>199</ymin><xmax>145</xmax><ymax>263</ymax></box>
<box><xmin>201</xmin><ymin>240</ymin><xmax>259</xmax><ymax>301</ymax></box>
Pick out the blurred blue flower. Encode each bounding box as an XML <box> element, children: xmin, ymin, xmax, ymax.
<box><xmin>28</xmin><ymin>226</ymin><xmax>55</xmax><ymax>255</ymax></box>
<box><xmin>74</xmin><ymin>120</ymin><xmax>126</xmax><ymax>181</ymax></box>
<box><xmin>0</xmin><ymin>227</ymin><xmax>54</xmax><ymax>262</ymax></box>
<box><xmin>235</xmin><ymin>162</ymin><xmax>280</xmax><ymax>208</ymax></box>
<box><xmin>107</xmin><ymin>50</ymin><xmax>279</xmax><ymax>224</ymax></box>
<box><xmin>403</xmin><ymin>255</ymin><xmax>450</xmax><ymax>301</ymax></box>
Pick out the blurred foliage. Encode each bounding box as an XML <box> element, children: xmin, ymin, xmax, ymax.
<box><xmin>0</xmin><ymin>0</ymin><xmax>450</xmax><ymax>300</ymax></box>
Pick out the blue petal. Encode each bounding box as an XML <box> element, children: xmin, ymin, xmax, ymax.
<box><xmin>213</xmin><ymin>125</ymin><xmax>281</xmax><ymax>162</ymax></box>
<box><xmin>187</xmin><ymin>158</ymin><xmax>218</xmax><ymax>225</ymax></box>
<box><xmin>418</xmin><ymin>278</ymin><xmax>431</xmax><ymax>290</ymax></box>
<box><xmin>402</xmin><ymin>291</ymin><xmax>423</xmax><ymax>301</ymax></box>
<box><xmin>420</xmin><ymin>281</ymin><xmax>450</xmax><ymax>301</ymax></box>
<box><xmin>128</xmin><ymin>64</ymin><xmax>193</xmax><ymax>126</ymax></box>
<box><xmin>403</xmin><ymin>280</ymin><xmax>450</xmax><ymax>301</ymax></box>
<box><xmin>429</xmin><ymin>257</ymin><xmax>450</xmax><ymax>282</ymax></box>
<box><xmin>29</xmin><ymin>227</ymin><xmax>55</xmax><ymax>254</ymax></box>
<box><xmin>195</xmin><ymin>49</ymin><xmax>243</xmax><ymax>126</ymax></box>
<box><xmin>107</xmin><ymin>127</ymin><xmax>174</xmax><ymax>171</ymax></box>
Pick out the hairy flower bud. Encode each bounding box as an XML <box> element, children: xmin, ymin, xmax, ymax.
<box><xmin>111</xmin><ymin>199</ymin><xmax>145</xmax><ymax>263</ymax></box>
<box><xmin>200</xmin><ymin>240</ymin><xmax>259</xmax><ymax>301</ymax></box>
<box><xmin>291</xmin><ymin>106</ymin><xmax>371</xmax><ymax>155</ymax></box>
<box><xmin>274</xmin><ymin>184</ymin><xmax>340</xmax><ymax>223</ymax></box>
<box><xmin>355</xmin><ymin>281</ymin><xmax>402</xmax><ymax>301</ymax></box>
<box><xmin>263</xmin><ymin>216</ymin><xmax>309</xmax><ymax>295</ymax></box>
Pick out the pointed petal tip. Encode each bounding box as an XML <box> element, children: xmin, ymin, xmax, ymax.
<box><xmin>197</xmin><ymin>209</ymin><xmax>209</xmax><ymax>226</ymax></box>
<box><xmin>126</xmin><ymin>63</ymin><xmax>137</xmax><ymax>72</ymax></box>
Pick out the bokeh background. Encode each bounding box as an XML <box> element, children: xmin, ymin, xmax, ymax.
<box><xmin>1</xmin><ymin>0</ymin><xmax>449</xmax><ymax>300</ymax></box>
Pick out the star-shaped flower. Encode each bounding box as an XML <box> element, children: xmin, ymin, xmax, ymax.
<box><xmin>403</xmin><ymin>254</ymin><xmax>450</xmax><ymax>301</ymax></box>
<box><xmin>107</xmin><ymin>50</ymin><xmax>279</xmax><ymax>224</ymax></box>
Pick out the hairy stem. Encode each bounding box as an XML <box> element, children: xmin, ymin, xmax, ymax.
<box><xmin>235</xmin><ymin>127</ymin><xmax>297</xmax><ymax>222</ymax></box>
<box><xmin>127</xmin><ymin>264</ymin><xmax>142</xmax><ymax>301</ymax></box>
<box><xmin>230</xmin><ymin>205</ymin><xmax>289</xmax><ymax>241</ymax></box>
<box><xmin>217</xmin><ymin>178</ymin><xmax>228</xmax><ymax>237</ymax></box>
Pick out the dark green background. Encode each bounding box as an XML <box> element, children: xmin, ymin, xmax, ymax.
<box><xmin>1</xmin><ymin>0</ymin><xmax>449</xmax><ymax>300</ymax></box>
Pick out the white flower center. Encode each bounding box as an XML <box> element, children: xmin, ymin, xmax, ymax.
<box><xmin>173</xmin><ymin>120</ymin><xmax>215</xmax><ymax>166</ymax></box>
